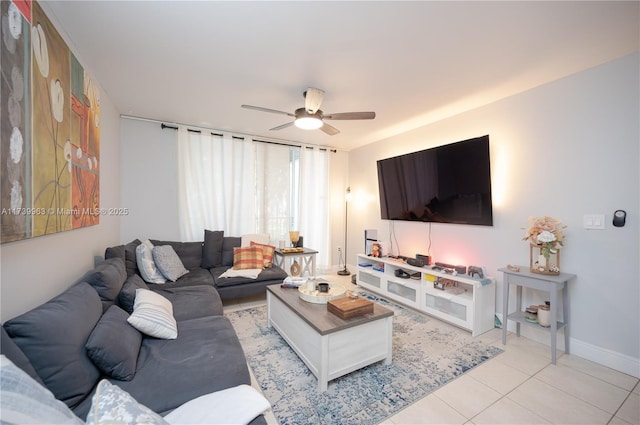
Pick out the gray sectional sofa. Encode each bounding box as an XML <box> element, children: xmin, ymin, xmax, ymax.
<box><xmin>1</xmin><ymin>233</ymin><xmax>288</xmax><ymax>423</ymax></box>
<box><xmin>105</xmin><ymin>233</ymin><xmax>288</xmax><ymax>300</ymax></box>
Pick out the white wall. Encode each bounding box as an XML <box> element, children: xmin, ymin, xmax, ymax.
<box><xmin>119</xmin><ymin>118</ymin><xmax>181</xmax><ymax>242</ymax></box>
<box><xmin>348</xmin><ymin>53</ymin><xmax>639</xmax><ymax>376</ymax></box>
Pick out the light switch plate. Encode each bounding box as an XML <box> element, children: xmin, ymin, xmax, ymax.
<box><xmin>584</xmin><ymin>214</ymin><xmax>605</xmax><ymax>229</ymax></box>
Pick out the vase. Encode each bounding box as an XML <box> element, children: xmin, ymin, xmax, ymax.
<box><xmin>529</xmin><ymin>244</ymin><xmax>560</xmax><ymax>275</ymax></box>
<box><xmin>537</xmin><ymin>304</ymin><xmax>551</xmax><ymax>327</ymax></box>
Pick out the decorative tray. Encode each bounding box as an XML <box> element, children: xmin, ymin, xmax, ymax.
<box><xmin>281</xmin><ymin>247</ymin><xmax>304</xmax><ymax>253</ymax></box>
<box><xmin>298</xmin><ymin>283</ymin><xmax>346</xmax><ymax>304</ymax></box>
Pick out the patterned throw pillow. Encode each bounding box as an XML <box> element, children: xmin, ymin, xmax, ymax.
<box><xmin>233</xmin><ymin>246</ymin><xmax>264</xmax><ymax>270</ymax></box>
<box><xmin>152</xmin><ymin>245</ymin><xmax>189</xmax><ymax>281</ymax></box>
<box><xmin>250</xmin><ymin>241</ymin><xmax>276</xmax><ymax>268</ymax></box>
<box><xmin>127</xmin><ymin>289</ymin><xmax>177</xmax><ymax>339</ymax></box>
<box><xmin>86</xmin><ymin>380</ymin><xmax>168</xmax><ymax>425</ymax></box>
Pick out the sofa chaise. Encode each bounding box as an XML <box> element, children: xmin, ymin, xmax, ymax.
<box><xmin>1</xmin><ymin>252</ymin><xmax>269</xmax><ymax>423</ymax></box>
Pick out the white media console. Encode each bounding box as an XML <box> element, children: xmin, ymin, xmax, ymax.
<box><xmin>356</xmin><ymin>254</ymin><xmax>496</xmax><ymax>337</ymax></box>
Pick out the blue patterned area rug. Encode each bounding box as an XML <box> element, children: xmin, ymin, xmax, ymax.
<box><xmin>227</xmin><ymin>293</ymin><xmax>502</xmax><ymax>425</ymax></box>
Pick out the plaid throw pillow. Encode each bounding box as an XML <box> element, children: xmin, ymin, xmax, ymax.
<box><xmin>233</xmin><ymin>247</ymin><xmax>264</xmax><ymax>270</ymax></box>
<box><xmin>250</xmin><ymin>241</ymin><xmax>276</xmax><ymax>268</ymax></box>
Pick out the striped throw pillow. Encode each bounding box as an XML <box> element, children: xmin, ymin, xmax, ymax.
<box><xmin>250</xmin><ymin>241</ymin><xmax>276</xmax><ymax>268</ymax></box>
<box><xmin>233</xmin><ymin>247</ymin><xmax>264</xmax><ymax>270</ymax></box>
<box><xmin>127</xmin><ymin>289</ymin><xmax>177</xmax><ymax>339</ymax></box>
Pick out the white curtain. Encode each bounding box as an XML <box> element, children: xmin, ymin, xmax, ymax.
<box><xmin>178</xmin><ymin>126</ymin><xmax>331</xmax><ymax>270</ymax></box>
<box><xmin>254</xmin><ymin>142</ymin><xmax>292</xmax><ymax>244</ymax></box>
<box><xmin>178</xmin><ymin>128</ymin><xmax>256</xmax><ymax>241</ymax></box>
<box><xmin>299</xmin><ymin>147</ymin><xmax>331</xmax><ymax>270</ymax></box>
<box><xmin>177</xmin><ymin>126</ymin><xmax>332</xmax><ymax>271</ymax></box>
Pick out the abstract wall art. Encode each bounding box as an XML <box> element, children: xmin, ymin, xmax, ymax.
<box><xmin>1</xmin><ymin>0</ymin><xmax>101</xmax><ymax>243</ymax></box>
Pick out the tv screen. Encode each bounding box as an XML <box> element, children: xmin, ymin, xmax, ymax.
<box><xmin>377</xmin><ymin>135</ymin><xmax>493</xmax><ymax>226</ymax></box>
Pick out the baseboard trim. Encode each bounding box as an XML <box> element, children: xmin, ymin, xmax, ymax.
<box><xmin>495</xmin><ymin>313</ymin><xmax>639</xmax><ymax>378</ymax></box>
<box><xmin>570</xmin><ymin>338</ymin><xmax>640</xmax><ymax>378</ymax></box>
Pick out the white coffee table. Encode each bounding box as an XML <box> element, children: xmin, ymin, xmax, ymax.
<box><xmin>266</xmin><ymin>284</ymin><xmax>393</xmax><ymax>391</ymax></box>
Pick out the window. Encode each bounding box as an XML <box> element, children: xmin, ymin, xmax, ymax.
<box><xmin>177</xmin><ymin>128</ymin><xmax>331</xmax><ymax>268</ymax></box>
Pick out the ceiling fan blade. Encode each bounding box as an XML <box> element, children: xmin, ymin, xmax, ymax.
<box><xmin>304</xmin><ymin>88</ymin><xmax>324</xmax><ymax>114</ymax></box>
<box><xmin>320</xmin><ymin>122</ymin><xmax>340</xmax><ymax>136</ymax></box>
<box><xmin>323</xmin><ymin>111</ymin><xmax>376</xmax><ymax>120</ymax></box>
<box><xmin>270</xmin><ymin>122</ymin><xmax>295</xmax><ymax>131</ymax></box>
<box><xmin>241</xmin><ymin>104</ymin><xmax>295</xmax><ymax>117</ymax></box>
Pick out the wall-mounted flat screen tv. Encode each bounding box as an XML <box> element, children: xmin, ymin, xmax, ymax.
<box><xmin>377</xmin><ymin>135</ymin><xmax>493</xmax><ymax>226</ymax></box>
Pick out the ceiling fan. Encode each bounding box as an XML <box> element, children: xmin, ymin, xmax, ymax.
<box><xmin>241</xmin><ymin>88</ymin><xmax>375</xmax><ymax>136</ymax></box>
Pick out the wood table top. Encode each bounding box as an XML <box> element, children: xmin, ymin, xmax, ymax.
<box><xmin>267</xmin><ymin>284</ymin><xmax>393</xmax><ymax>335</ymax></box>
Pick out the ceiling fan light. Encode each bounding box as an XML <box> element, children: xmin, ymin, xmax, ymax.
<box><xmin>295</xmin><ymin>116</ymin><xmax>323</xmax><ymax>130</ymax></box>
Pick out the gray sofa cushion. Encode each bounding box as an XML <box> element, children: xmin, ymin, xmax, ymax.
<box><xmin>124</xmin><ymin>239</ymin><xmax>142</xmax><ymax>276</ymax></box>
<box><xmin>0</xmin><ymin>327</ymin><xmax>44</xmax><ymax>386</ymax></box>
<box><xmin>104</xmin><ymin>244</ymin><xmax>125</xmax><ymax>263</ymax></box>
<box><xmin>95</xmin><ymin>316</ymin><xmax>250</xmax><ymax>417</ymax></box>
<box><xmin>150</xmin><ymin>240</ymin><xmax>202</xmax><ymax>271</ymax></box>
<box><xmin>4</xmin><ymin>283</ymin><xmax>102</xmax><ymax>409</ymax></box>
<box><xmin>154</xmin><ymin>286</ymin><xmax>223</xmax><ymax>320</ymax></box>
<box><xmin>211</xmin><ymin>265</ymin><xmax>288</xmax><ymax>288</ymax></box>
<box><xmin>118</xmin><ymin>274</ymin><xmax>150</xmax><ymax>314</ymax></box>
<box><xmin>82</xmin><ymin>257</ymin><xmax>127</xmax><ymax>312</ymax></box>
<box><xmin>105</xmin><ymin>239</ymin><xmax>141</xmax><ymax>277</ymax></box>
<box><xmin>85</xmin><ymin>305</ymin><xmax>142</xmax><ymax>381</ymax></box>
<box><xmin>146</xmin><ymin>268</ymin><xmax>214</xmax><ymax>290</ymax></box>
<box><xmin>221</xmin><ymin>237</ymin><xmax>241</xmax><ymax>267</ymax></box>
<box><xmin>201</xmin><ymin>230</ymin><xmax>224</xmax><ymax>268</ymax></box>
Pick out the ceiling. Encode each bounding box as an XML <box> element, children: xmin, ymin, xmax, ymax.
<box><xmin>43</xmin><ymin>1</ymin><xmax>639</xmax><ymax>151</ymax></box>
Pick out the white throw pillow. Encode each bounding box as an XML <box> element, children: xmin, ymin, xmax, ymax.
<box><xmin>241</xmin><ymin>233</ymin><xmax>270</xmax><ymax>247</ymax></box>
<box><xmin>127</xmin><ymin>289</ymin><xmax>177</xmax><ymax>339</ymax></box>
<box><xmin>136</xmin><ymin>240</ymin><xmax>167</xmax><ymax>284</ymax></box>
<box><xmin>164</xmin><ymin>384</ymin><xmax>271</xmax><ymax>425</ymax></box>
<box><xmin>0</xmin><ymin>355</ymin><xmax>84</xmax><ymax>425</ymax></box>
<box><xmin>86</xmin><ymin>380</ymin><xmax>168</xmax><ymax>425</ymax></box>
<box><xmin>152</xmin><ymin>245</ymin><xmax>189</xmax><ymax>281</ymax></box>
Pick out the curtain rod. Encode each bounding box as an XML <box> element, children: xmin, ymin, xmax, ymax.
<box><xmin>123</xmin><ymin>114</ymin><xmax>340</xmax><ymax>152</ymax></box>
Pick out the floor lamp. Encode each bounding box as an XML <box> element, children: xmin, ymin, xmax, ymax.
<box><xmin>337</xmin><ymin>187</ymin><xmax>352</xmax><ymax>276</ymax></box>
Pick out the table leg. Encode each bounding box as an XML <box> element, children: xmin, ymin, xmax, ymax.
<box><xmin>319</xmin><ymin>335</ymin><xmax>329</xmax><ymax>392</ymax></box>
<box><xmin>502</xmin><ymin>276</ymin><xmax>510</xmax><ymax>345</ymax></box>
<box><xmin>311</xmin><ymin>254</ymin><xmax>317</xmax><ymax>277</ymax></box>
<box><xmin>266</xmin><ymin>292</ymin><xmax>273</xmax><ymax>329</ymax></box>
<box><xmin>563</xmin><ymin>283</ymin><xmax>570</xmax><ymax>354</ymax></box>
<box><xmin>384</xmin><ymin>316</ymin><xmax>393</xmax><ymax>365</ymax></box>
<box><xmin>550</xmin><ymin>286</ymin><xmax>558</xmax><ymax>364</ymax></box>
<box><xmin>515</xmin><ymin>285</ymin><xmax>522</xmax><ymax>337</ymax></box>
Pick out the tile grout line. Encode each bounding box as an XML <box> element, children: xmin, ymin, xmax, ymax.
<box><xmin>535</xmin><ymin>364</ymin><xmax>633</xmax><ymax>418</ymax></box>
<box><xmin>605</xmin><ymin>391</ymin><xmax>636</xmax><ymax>425</ymax></box>
<box><xmin>470</xmin><ymin>372</ymin><xmax>551</xmax><ymax>425</ymax></box>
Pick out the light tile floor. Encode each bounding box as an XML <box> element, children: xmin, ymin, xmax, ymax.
<box><xmin>223</xmin><ymin>274</ymin><xmax>639</xmax><ymax>425</ymax></box>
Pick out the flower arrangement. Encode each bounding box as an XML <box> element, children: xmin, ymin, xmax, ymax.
<box><xmin>523</xmin><ymin>216</ymin><xmax>566</xmax><ymax>261</ymax></box>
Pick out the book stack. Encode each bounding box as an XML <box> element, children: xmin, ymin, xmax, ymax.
<box><xmin>524</xmin><ymin>305</ymin><xmax>538</xmax><ymax>324</ymax></box>
<box><xmin>281</xmin><ymin>276</ymin><xmax>307</xmax><ymax>288</ymax></box>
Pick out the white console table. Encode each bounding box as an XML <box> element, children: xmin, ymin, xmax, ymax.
<box><xmin>356</xmin><ymin>254</ymin><xmax>495</xmax><ymax>336</ymax></box>
<box><xmin>499</xmin><ymin>267</ymin><xmax>576</xmax><ymax>364</ymax></box>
